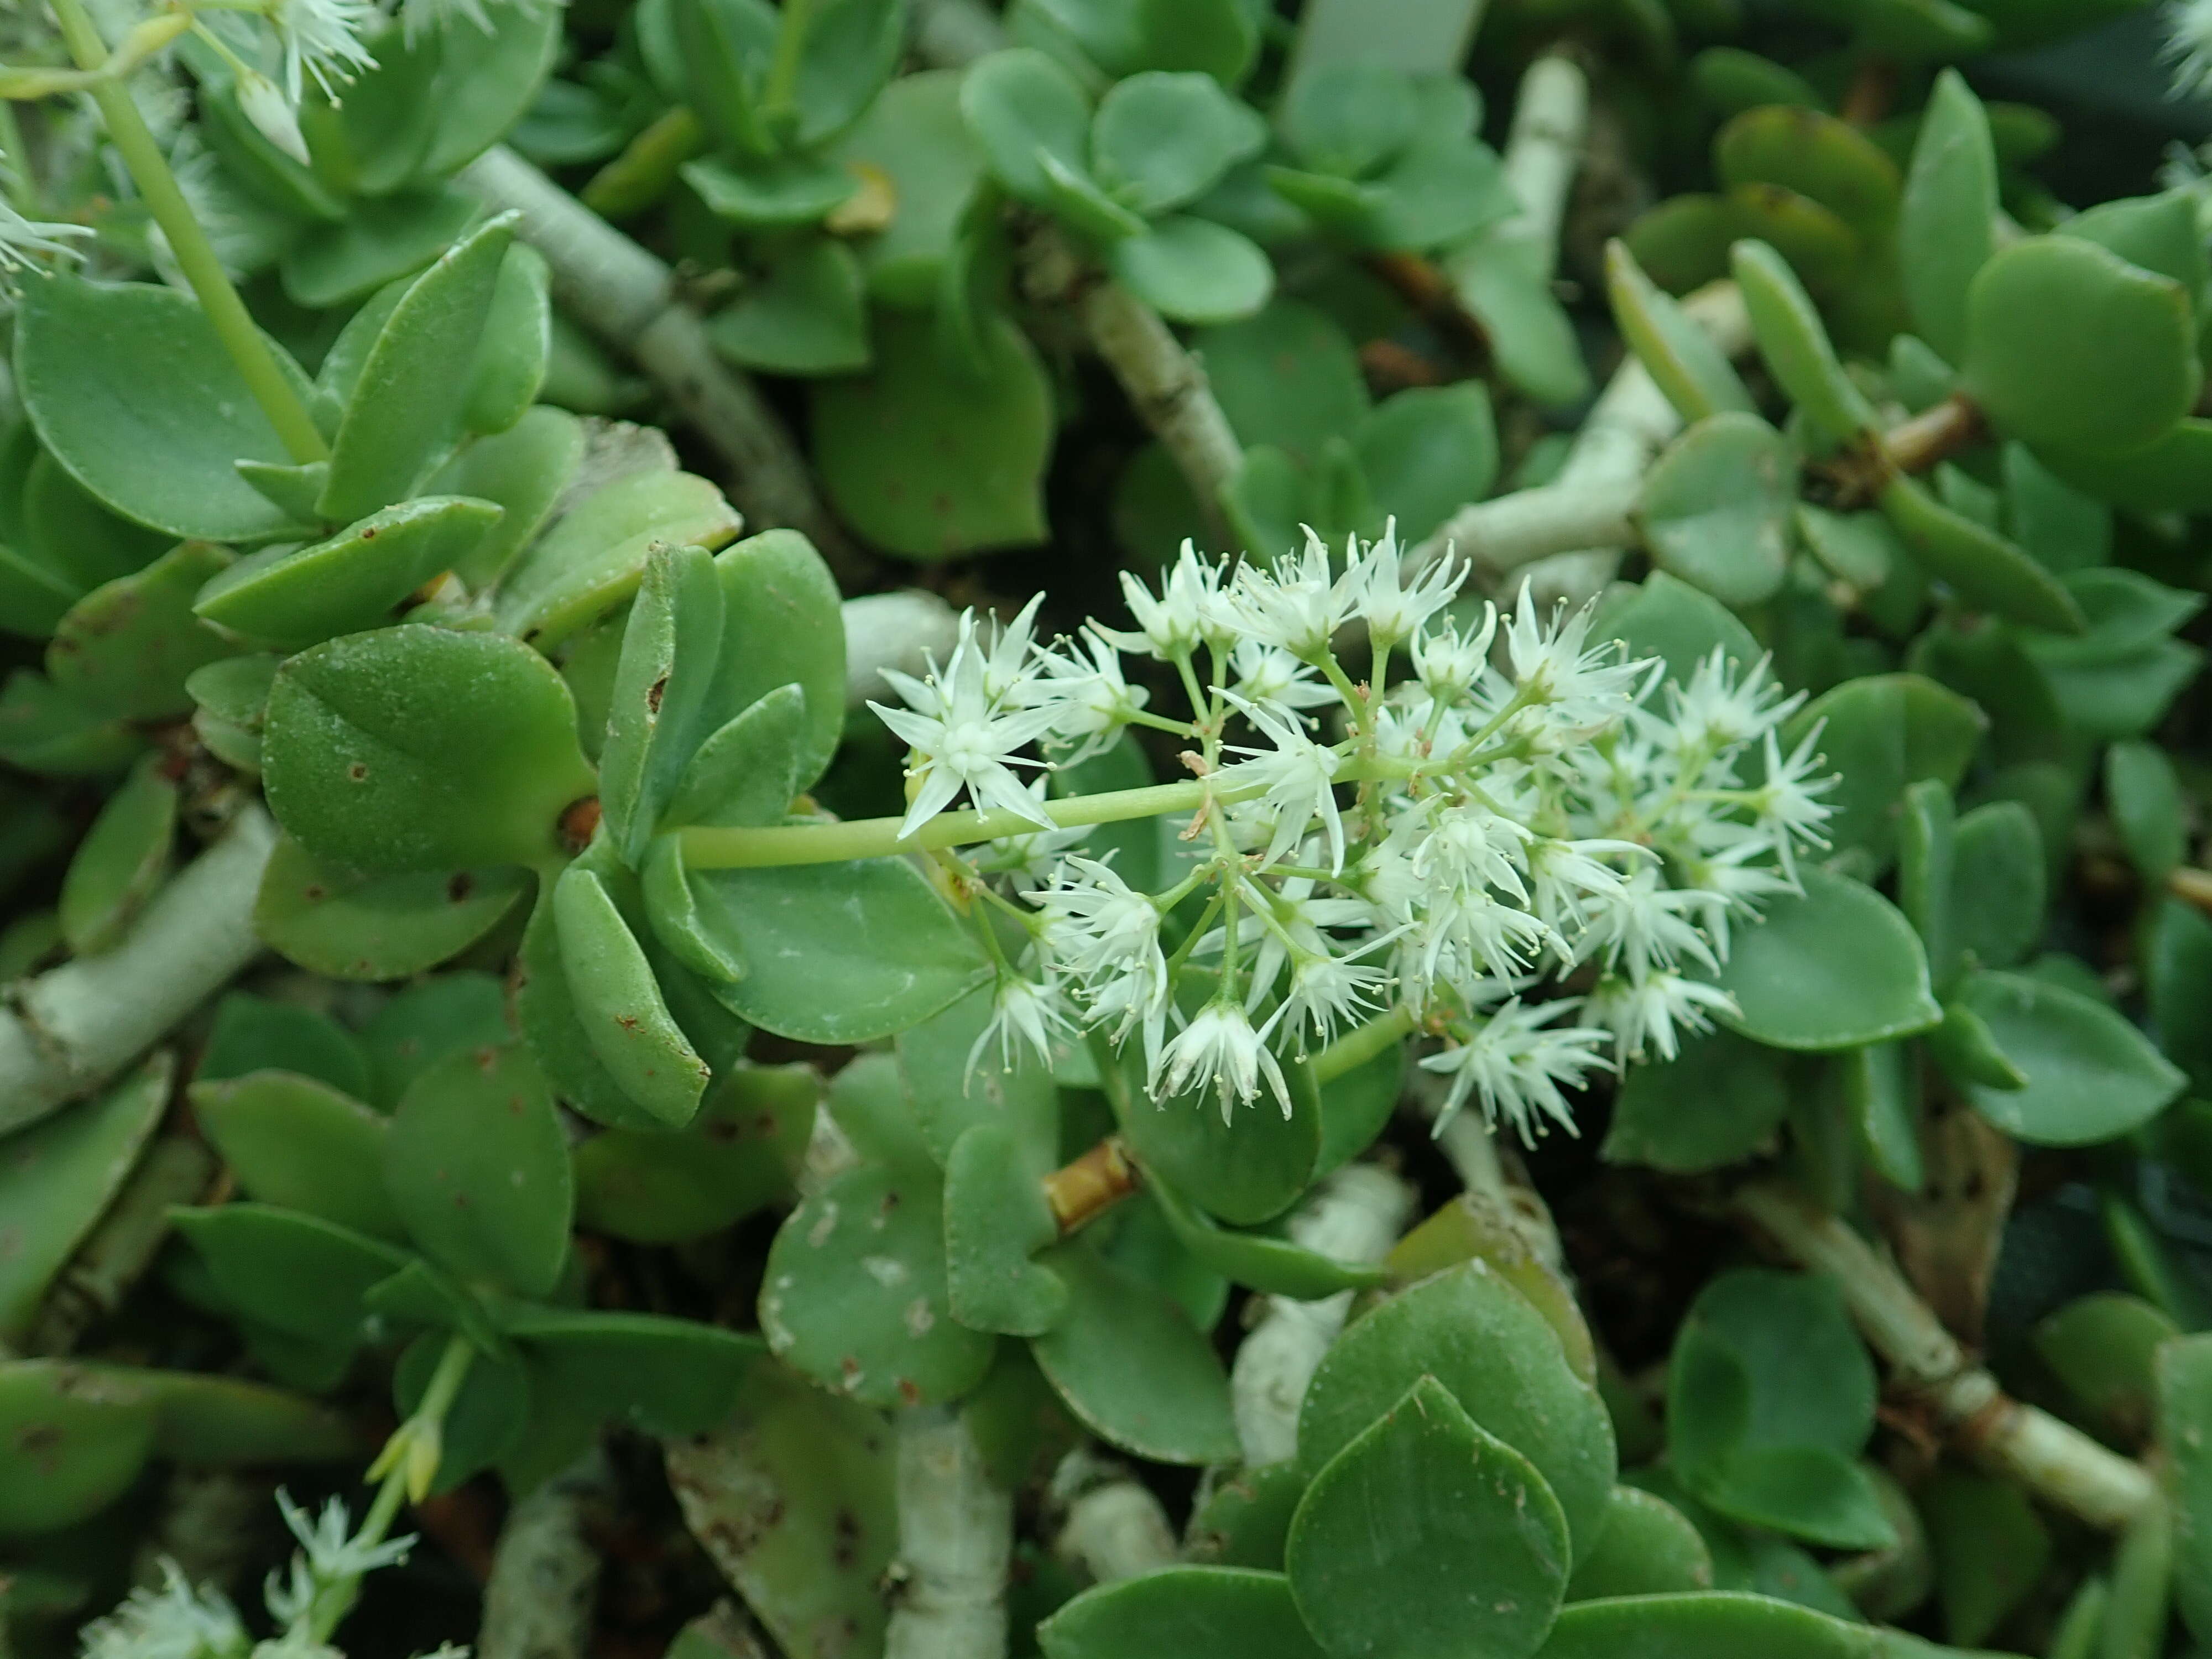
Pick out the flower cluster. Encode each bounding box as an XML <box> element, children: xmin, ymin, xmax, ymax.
<box><xmin>186</xmin><ymin>0</ymin><xmax>540</xmax><ymax>165</ymax></box>
<box><xmin>869</xmin><ymin>528</ymin><xmax>1835</xmax><ymax>1141</ymax></box>
<box><xmin>2168</xmin><ymin>0</ymin><xmax>2212</xmax><ymax>97</ymax></box>
<box><xmin>78</xmin><ymin>1494</ymin><xmax>446</xmax><ymax>1659</ymax></box>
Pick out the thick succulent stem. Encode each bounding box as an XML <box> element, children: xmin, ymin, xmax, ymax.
<box><xmin>1495</xmin><ymin>51</ymin><xmax>1589</xmax><ymax>280</ymax></box>
<box><xmin>478</xmin><ymin>1449</ymin><xmax>617</xmax><ymax>1659</ymax></box>
<box><xmin>1409</xmin><ymin>474</ymin><xmax>1642</xmax><ymax>584</ymax></box>
<box><xmin>1052</xmin><ymin>1452</ymin><xmax>1177</xmax><ymax>1583</ymax></box>
<box><xmin>1021</xmin><ymin>229</ymin><xmax>1244</xmax><ymax>531</ymax></box>
<box><xmin>28</xmin><ymin>1133</ymin><xmax>218</xmax><ymax>1355</ymax></box>
<box><xmin>910</xmin><ymin>0</ymin><xmax>1007</xmax><ymax>67</ymax></box>
<box><xmin>842</xmin><ymin>590</ymin><xmax>961</xmax><ymax>711</ymax></box>
<box><xmin>0</xmin><ymin>807</ymin><xmax>275</xmax><ymax>1138</ymax></box>
<box><xmin>1416</xmin><ymin>279</ymin><xmax>1753</xmax><ymax>603</ymax></box>
<box><xmin>1229</xmin><ymin>1164</ymin><xmax>1418</xmax><ymax>1465</ymax></box>
<box><xmin>458</xmin><ymin>145</ymin><xmax>866</xmax><ymax>582</ymax></box>
<box><xmin>1736</xmin><ymin>1180</ymin><xmax>2158</xmax><ymax>1531</ymax></box>
<box><xmin>885</xmin><ymin>1406</ymin><xmax>1013</xmax><ymax>1659</ymax></box>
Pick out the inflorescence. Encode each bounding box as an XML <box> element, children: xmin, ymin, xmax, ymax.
<box><xmin>869</xmin><ymin>527</ymin><xmax>1837</xmax><ymax>1141</ymax></box>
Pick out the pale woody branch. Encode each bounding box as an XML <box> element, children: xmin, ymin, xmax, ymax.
<box><xmin>1737</xmin><ymin>1180</ymin><xmax>2158</xmax><ymax>1532</ymax></box>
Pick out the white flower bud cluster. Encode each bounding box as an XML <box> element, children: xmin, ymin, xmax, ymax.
<box><xmin>869</xmin><ymin>526</ymin><xmax>1835</xmax><ymax>1142</ymax></box>
<box><xmin>79</xmin><ymin>1493</ymin><xmax>427</xmax><ymax>1659</ymax></box>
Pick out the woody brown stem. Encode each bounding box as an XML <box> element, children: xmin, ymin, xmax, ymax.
<box><xmin>2168</xmin><ymin>866</ymin><xmax>2212</xmax><ymax>916</ymax></box>
<box><xmin>1882</xmin><ymin>392</ymin><xmax>1985</xmax><ymax>476</ymax></box>
<box><xmin>1042</xmin><ymin>1137</ymin><xmax>1139</xmax><ymax>1234</ymax></box>
<box><xmin>1737</xmin><ymin>1180</ymin><xmax>2156</xmax><ymax>1531</ymax></box>
<box><xmin>1365</xmin><ymin>252</ymin><xmax>1488</xmax><ymax>355</ymax></box>
<box><xmin>1840</xmin><ymin>55</ymin><xmax>1901</xmax><ymax>127</ymax></box>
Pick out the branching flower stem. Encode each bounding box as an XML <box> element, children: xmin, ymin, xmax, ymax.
<box><xmin>681</xmin><ymin>777</ymin><xmax>1266</xmax><ymax>869</ymax></box>
<box><xmin>46</xmin><ymin>0</ymin><xmax>328</xmax><ymax>464</ymax></box>
<box><xmin>312</xmin><ymin>1332</ymin><xmax>478</xmax><ymax>1641</ymax></box>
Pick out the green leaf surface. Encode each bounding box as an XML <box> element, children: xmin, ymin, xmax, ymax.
<box><xmin>1102</xmin><ymin>1032</ymin><xmax>1319</xmax><ymax>1227</ymax></box>
<box><xmin>660</xmin><ymin>1359</ymin><xmax>895</xmax><ymax>1659</ymax></box>
<box><xmin>1354</xmin><ymin>383</ymin><xmax>1497</xmax><ymax>545</ymax></box>
<box><xmin>463</xmin><ymin>244</ymin><xmax>553</xmax><ymax>434</ymax></box>
<box><xmin>1593</xmin><ymin>572</ymin><xmax>1761</xmax><ymax>688</ymax></box>
<box><xmin>1715</xmin><ymin>106</ymin><xmax>1899</xmax><ymax>242</ymax></box>
<box><xmin>431</xmin><ymin>405</ymin><xmax>585</xmax><ymax>590</ymax></box>
<box><xmin>943</xmin><ymin>1120</ymin><xmax>1067</xmax><ymax>1335</ymax></box>
<box><xmin>1878</xmin><ymin>473</ymin><xmax>2085</xmax><ymax>634</ymax></box>
<box><xmin>707</xmin><ymin>529</ymin><xmax>847</xmax><ymax>793</ymax></box>
<box><xmin>500</xmin><ymin>1305</ymin><xmax>759</xmax><ymax>1437</ymax></box>
<box><xmin>706</xmin><ymin>238</ymin><xmax>870</xmax><ymax>377</ymax></box>
<box><xmin>1566</xmin><ymin>1487</ymin><xmax>1715</xmax><ymax>1601</ymax></box>
<box><xmin>832</xmin><ymin>68</ymin><xmax>988</xmax><ymax>308</ymax></box>
<box><xmin>384</xmin><ymin>1042</ymin><xmax>572</xmax><ymax>1297</ymax></box>
<box><xmin>1092</xmin><ymin>70</ymin><xmax>1265</xmax><ymax>213</ymax></box>
<box><xmin>263</xmin><ymin>625</ymin><xmax>594</xmax><ymax>875</ymax></box>
<box><xmin>811</xmin><ymin>311</ymin><xmax>1052</xmax><ymax>561</ymax></box>
<box><xmin>760</xmin><ymin>1157</ymin><xmax>995</xmax><ymax>1408</ymax></box>
<box><xmin>959</xmin><ymin>46</ymin><xmax>1093</xmax><ymax>206</ymax></box>
<box><xmin>1898</xmin><ymin>70</ymin><xmax>1996</xmax><ymax>362</ymax></box>
<box><xmin>320</xmin><ymin>217</ymin><xmax>516</xmax><ymax>523</ymax></box>
<box><xmin>1964</xmin><ymin>236</ymin><xmax>2200</xmax><ymax>458</ymax></box>
<box><xmin>57</xmin><ymin>757</ymin><xmax>174</xmax><ymax>955</ymax></box>
<box><xmin>1730</xmin><ymin>240</ymin><xmax>1875</xmax><ymax>446</ymax></box>
<box><xmin>173</xmin><ymin>1204</ymin><xmax>410</xmax><ymax>1348</ymax></box>
<box><xmin>192</xmin><ymin>1072</ymin><xmax>402</xmax><ymax>1241</ymax></box>
<box><xmin>1716</xmin><ymin>868</ymin><xmax>1940</xmax><ymax>1051</ymax></box>
<box><xmin>896</xmin><ymin>980</ymin><xmax>1061</xmax><ymax>1170</ymax></box>
<box><xmin>198</xmin><ymin>497</ymin><xmax>500</xmax><ymax>651</ymax></box>
<box><xmin>682</xmin><ymin>855</ymin><xmax>991</xmax><ymax>1044</ymax></box>
<box><xmin>16</xmin><ymin>276</ymin><xmax>310</xmax><ymax>542</ymax></box>
<box><xmin>1606</xmin><ymin>239</ymin><xmax>1755</xmax><ymax>424</ymax></box>
<box><xmin>254</xmin><ymin>832</ymin><xmax>528</xmax><ymax>982</ymax></box>
<box><xmin>1040</xmin><ymin>1568</ymin><xmax>1326</xmax><ymax>1659</ymax></box>
<box><xmin>495</xmin><ymin>468</ymin><xmax>742</xmax><ymax>648</ymax></box>
<box><xmin>1668</xmin><ymin>1269</ymin><xmax>1893</xmax><ymax>1551</ymax></box>
<box><xmin>2158</xmin><ymin>1333</ymin><xmax>2212</xmax><ymax>1646</ymax></box>
<box><xmin>1602</xmin><ymin>1029</ymin><xmax>1791</xmax><ymax>1174</ymax></box>
<box><xmin>0</xmin><ymin>1057</ymin><xmax>168</xmax><ymax>1344</ymax></box>
<box><xmin>1107</xmin><ymin>216</ymin><xmax>1274</xmax><ymax>325</ymax></box>
<box><xmin>1953</xmin><ymin>969</ymin><xmax>2184</xmax><ymax>1146</ymax></box>
<box><xmin>1638</xmin><ymin>412</ymin><xmax>1796</xmax><ymax>608</ymax></box>
<box><xmin>2105</xmin><ymin>739</ymin><xmax>2185</xmax><ymax>883</ymax></box>
<box><xmin>1535</xmin><ymin>1593</ymin><xmax>1888</xmax><ymax>1659</ymax></box>
<box><xmin>2033</xmin><ymin>1292</ymin><xmax>2174</xmax><ymax>1445</ymax></box>
<box><xmin>1147</xmin><ymin>1170</ymin><xmax>1387</xmax><ymax>1299</ymax></box>
<box><xmin>0</xmin><ymin>1360</ymin><xmax>156</xmax><ymax>1535</ymax></box>
<box><xmin>280</xmin><ymin>186</ymin><xmax>482</xmax><ymax>310</ymax></box>
<box><xmin>574</xmin><ymin>1061</ymin><xmax>815</xmax><ymax>1243</ymax></box>
<box><xmin>682</xmin><ymin>154</ymin><xmax>859</xmax><ymax>228</ymax></box>
<box><xmin>359</xmin><ymin>971</ymin><xmax>513</xmax><ymax>1109</ymax></box>
<box><xmin>1298</xmin><ymin>1260</ymin><xmax>1615</xmax><ymax>1564</ymax></box>
<box><xmin>49</xmin><ymin>542</ymin><xmax>238</xmax><ymax>722</ymax></box>
<box><xmin>1779</xmin><ymin>673</ymin><xmax>1984</xmax><ymax>874</ymax></box>
<box><xmin>553</xmin><ymin>862</ymin><xmax>712</xmax><ymax>1129</ymax></box>
<box><xmin>1030</xmin><ymin>1238</ymin><xmax>1240</xmax><ymax>1464</ymax></box>
<box><xmin>1287</xmin><ymin>1376</ymin><xmax>1570</xmax><ymax>1659</ymax></box>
